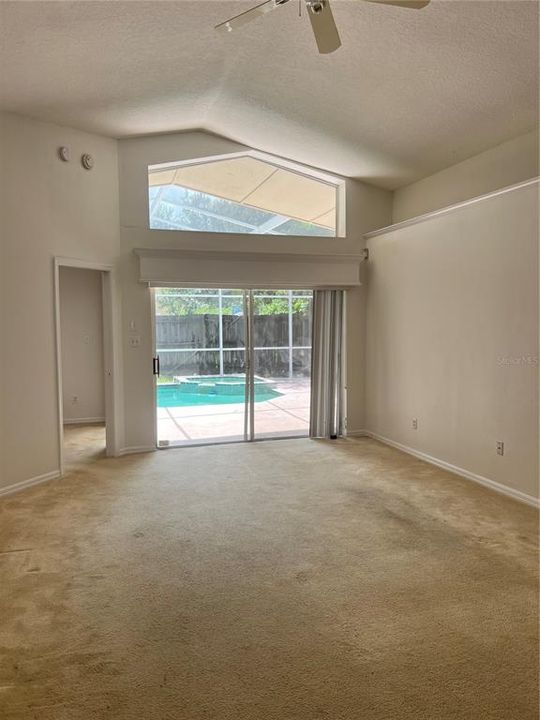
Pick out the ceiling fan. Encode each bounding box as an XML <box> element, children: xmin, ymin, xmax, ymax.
<box><xmin>215</xmin><ymin>0</ymin><xmax>430</xmax><ymax>55</ymax></box>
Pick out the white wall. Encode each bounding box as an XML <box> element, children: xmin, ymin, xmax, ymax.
<box><xmin>0</xmin><ymin>112</ymin><xmax>120</xmax><ymax>491</ymax></box>
<box><xmin>6</xmin><ymin>109</ymin><xmax>535</xmax><ymax>505</ymax></box>
<box><xmin>0</xmin><ymin>116</ymin><xmax>389</xmax><ymax>489</ymax></box>
<box><xmin>59</xmin><ymin>267</ymin><xmax>105</xmax><ymax>423</ymax></box>
<box><xmin>393</xmin><ymin>130</ymin><xmax>539</xmax><ymax>223</ymax></box>
<box><xmin>118</xmin><ymin>132</ymin><xmax>392</xmax><ymax>448</ymax></box>
<box><xmin>365</xmin><ymin>181</ymin><xmax>539</xmax><ymax>500</ymax></box>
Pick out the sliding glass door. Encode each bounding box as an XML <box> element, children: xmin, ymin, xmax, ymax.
<box><xmin>251</xmin><ymin>290</ymin><xmax>313</xmax><ymax>439</ymax></box>
<box><xmin>153</xmin><ymin>287</ymin><xmax>313</xmax><ymax>447</ymax></box>
<box><xmin>154</xmin><ymin>289</ymin><xmax>246</xmax><ymax>446</ymax></box>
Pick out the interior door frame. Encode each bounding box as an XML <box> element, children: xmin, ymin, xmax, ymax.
<box><xmin>54</xmin><ymin>257</ymin><xmax>119</xmax><ymax>474</ymax></box>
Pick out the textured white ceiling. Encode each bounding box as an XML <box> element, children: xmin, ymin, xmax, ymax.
<box><xmin>0</xmin><ymin>0</ymin><xmax>538</xmax><ymax>188</ymax></box>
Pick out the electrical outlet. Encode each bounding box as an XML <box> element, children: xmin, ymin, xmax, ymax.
<box><xmin>496</xmin><ymin>441</ymin><xmax>504</xmax><ymax>456</ymax></box>
<box><xmin>412</xmin><ymin>418</ymin><xmax>418</xmax><ymax>430</ymax></box>
<box><xmin>72</xmin><ymin>395</ymin><xmax>78</xmax><ymax>404</ymax></box>
<box><xmin>129</xmin><ymin>335</ymin><xmax>141</xmax><ymax>348</ymax></box>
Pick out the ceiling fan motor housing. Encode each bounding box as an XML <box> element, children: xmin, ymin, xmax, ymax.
<box><xmin>307</xmin><ymin>1</ymin><xmax>326</xmax><ymax>15</ymax></box>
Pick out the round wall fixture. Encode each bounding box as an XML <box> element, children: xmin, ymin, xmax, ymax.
<box><xmin>81</xmin><ymin>153</ymin><xmax>94</xmax><ymax>170</ymax></box>
<box><xmin>58</xmin><ymin>146</ymin><xmax>70</xmax><ymax>162</ymax></box>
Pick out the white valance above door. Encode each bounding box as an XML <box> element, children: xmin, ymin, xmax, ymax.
<box><xmin>134</xmin><ymin>248</ymin><xmax>362</xmax><ymax>289</ymax></box>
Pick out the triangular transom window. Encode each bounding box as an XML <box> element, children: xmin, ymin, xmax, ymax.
<box><xmin>148</xmin><ymin>153</ymin><xmax>342</xmax><ymax>236</ymax></box>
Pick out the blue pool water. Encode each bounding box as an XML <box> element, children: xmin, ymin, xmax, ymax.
<box><xmin>157</xmin><ymin>375</ymin><xmax>281</xmax><ymax>408</ymax></box>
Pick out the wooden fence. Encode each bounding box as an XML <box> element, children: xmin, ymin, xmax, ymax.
<box><xmin>156</xmin><ymin>313</ymin><xmax>311</xmax><ymax>378</ymax></box>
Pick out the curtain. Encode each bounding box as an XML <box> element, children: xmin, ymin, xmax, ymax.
<box><xmin>310</xmin><ymin>290</ymin><xmax>344</xmax><ymax>439</ymax></box>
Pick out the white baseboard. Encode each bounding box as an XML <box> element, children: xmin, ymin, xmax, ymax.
<box><xmin>0</xmin><ymin>446</ymin><xmax>155</xmax><ymax>497</ymax></box>
<box><xmin>63</xmin><ymin>417</ymin><xmax>105</xmax><ymax>425</ymax></box>
<box><xmin>3</xmin><ymin>435</ymin><xmax>535</xmax><ymax>509</ymax></box>
<box><xmin>0</xmin><ymin>470</ymin><xmax>61</xmax><ymax>498</ymax></box>
<box><xmin>117</xmin><ymin>446</ymin><xmax>156</xmax><ymax>456</ymax></box>
<box><xmin>357</xmin><ymin>430</ymin><xmax>539</xmax><ymax>509</ymax></box>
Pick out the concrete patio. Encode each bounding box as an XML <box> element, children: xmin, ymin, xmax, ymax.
<box><xmin>157</xmin><ymin>378</ymin><xmax>310</xmax><ymax>445</ymax></box>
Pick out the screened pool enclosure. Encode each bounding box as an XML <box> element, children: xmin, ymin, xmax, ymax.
<box><xmin>148</xmin><ymin>154</ymin><xmax>339</xmax><ymax>236</ymax></box>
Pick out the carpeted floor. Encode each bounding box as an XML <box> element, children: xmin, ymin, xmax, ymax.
<box><xmin>1</xmin><ymin>429</ymin><xmax>538</xmax><ymax>720</ymax></box>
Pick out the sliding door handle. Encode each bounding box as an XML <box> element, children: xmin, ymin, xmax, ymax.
<box><xmin>153</xmin><ymin>356</ymin><xmax>160</xmax><ymax>376</ymax></box>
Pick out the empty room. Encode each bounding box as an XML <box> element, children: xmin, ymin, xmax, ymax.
<box><xmin>0</xmin><ymin>1</ymin><xmax>538</xmax><ymax>718</ymax></box>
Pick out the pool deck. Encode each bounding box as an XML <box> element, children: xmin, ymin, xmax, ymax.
<box><xmin>157</xmin><ymin>377</ymin><xmax>310</xmax><ymax>445</ymax></box>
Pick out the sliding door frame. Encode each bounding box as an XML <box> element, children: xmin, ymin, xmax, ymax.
<box><xmin>244</xmin><ymin>290</ymin><xmax>255</xmax><ymax>442</ymax></box>
<box><xmin>151</xmin><ymin>285</ymin><xmax>329</xmax><ymax>448</ymax></box>
<box><xmin>152</xmin><ymin>286</ymin><xmax>251</xmax><ymax>448</ymax></box>
<box><xmin>150</xmin><ymin>289</ymin><xmax>159</xmax><ymax>449</ymax></box>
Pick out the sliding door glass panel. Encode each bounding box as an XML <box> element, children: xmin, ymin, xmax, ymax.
<box><xmin>155</xmin><ymin>288</ymin><xmax>246</xmax><ymax>446</ymax></box>
<box><xmin>251</xmin><ymin>290</ymin><xmax>313</xmax><ymax>439</ymax></box>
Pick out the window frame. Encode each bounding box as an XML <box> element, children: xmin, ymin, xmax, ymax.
<box><xmin>147</xmin><ymin>150</ymin><xmax>346</xmax><ymax>238</ymax></box>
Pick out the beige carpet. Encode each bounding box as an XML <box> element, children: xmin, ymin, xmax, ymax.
<box><xmin>1</xmin><ymin>429</ymin><xmax>538</xmax><ymax>720</ymax></box>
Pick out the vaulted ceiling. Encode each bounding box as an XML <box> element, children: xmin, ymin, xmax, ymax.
<box><xmin>0</xmin><ymin>0</ymin><xmax>538</xmax><ymax>188</ymax></box>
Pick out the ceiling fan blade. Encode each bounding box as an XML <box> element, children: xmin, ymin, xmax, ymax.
<box><xmin>215</xmin><ymin>0</ymin><xmax>288</xmax><ymax>34</ymax></box>
<box><xmin>307</xmin><ymin>0</ymin><xmax>342</xmax><ymax>55</ymax></box>
<box><xmin>363</xmin><ymin>0</ymin><xmax>430</xmax><ymax>9</ymax></box>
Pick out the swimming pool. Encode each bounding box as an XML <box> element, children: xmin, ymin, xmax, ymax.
<box><xmin>157</xmin><ymin>375</ymin><xmax>282</xmax><ymax>408</ymax></box>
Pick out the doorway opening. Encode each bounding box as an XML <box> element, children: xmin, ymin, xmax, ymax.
<box><xmin>54</xmin><ymin>259</ymin><xmax>116</xmax><ymax>472</ymax></box>
<box><xmin>153</xmin><ymin>288</ymin><xmax>313</xmax><ymax>446</ymax></box>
